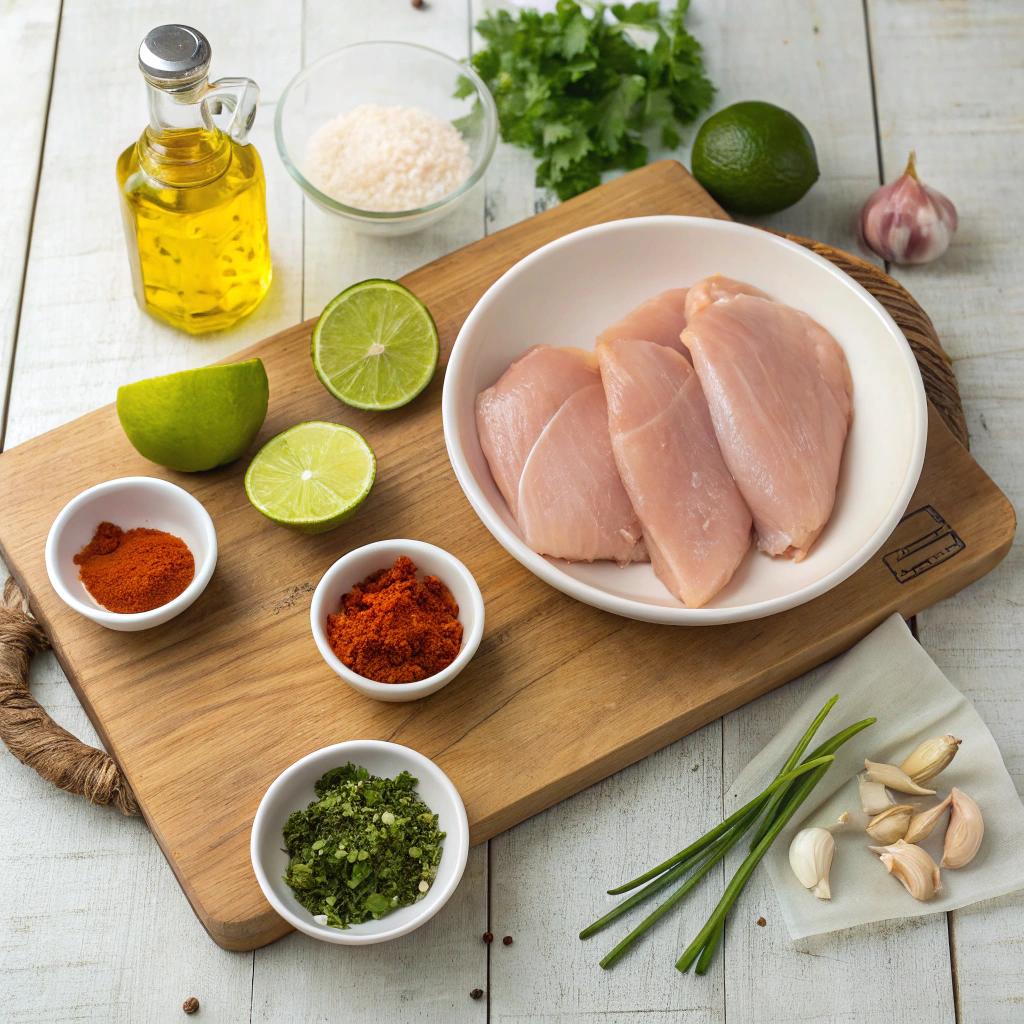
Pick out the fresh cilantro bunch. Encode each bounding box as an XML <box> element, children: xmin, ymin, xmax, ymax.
<box><xmin>468</xmin><ymin>0</ymin><xmax>714</xmax><ymax>200</ymax></box>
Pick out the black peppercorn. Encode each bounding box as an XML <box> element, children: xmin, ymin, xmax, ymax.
<box><xmin>470</xmin><ymin>989</ymin><xmax>484</xmax><ymax>1000</ymax></box>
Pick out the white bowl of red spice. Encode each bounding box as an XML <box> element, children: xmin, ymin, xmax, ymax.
<box><xmin>310</xmin><ymin>539</ymin><xmax>484</xmax><ymax>702</ymax></box>
<box><xmin>45</xmin><ymin>477</ymin><xmax>218</xmax><ymax>632</ymax></box>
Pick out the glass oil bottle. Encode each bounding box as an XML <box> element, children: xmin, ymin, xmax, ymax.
<box><xmin>116</xmin><ymin>25</ymin><xmax>272</xmax><ymax>334</ymax></box>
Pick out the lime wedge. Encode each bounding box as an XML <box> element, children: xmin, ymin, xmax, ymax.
<box><xmin>311</xmin><ymin>279</ymin><xmax>439</xmax><ymax>411</ymax></box>
<box><xmin>116</xmin><ymin>358</ymin><xmax>269</xmax><ymax>472</ymax></box>
<box><xmin>244</xmin><ymin>421</ymin><xmax>375</xmax><ymax>533</ymax></box>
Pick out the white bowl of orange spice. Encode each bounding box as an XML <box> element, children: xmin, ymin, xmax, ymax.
<box><xmin>310</xmin><ymin>539</ymin><xmax>484</xmax><ymax>702</ymax></box>
<box><xmin>45</xmin><ymin>477</ymin><xmax>217</xmax><ymax>632</ymax></box>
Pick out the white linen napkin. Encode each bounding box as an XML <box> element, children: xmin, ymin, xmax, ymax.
<box><xmin>727</xmin><ymin>612</ymin><xmax>1024</xmax><ymax>940</ymax></box>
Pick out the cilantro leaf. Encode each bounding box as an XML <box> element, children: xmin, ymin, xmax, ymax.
<box><xmin>470</xmin><ymin>1</ymin><xmax>713</xmax><ymax>200</ymax></box>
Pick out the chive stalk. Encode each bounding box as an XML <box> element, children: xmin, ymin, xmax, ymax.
<box><xmin>750</xmin><ymin>715</ymin><xmax>878</xmax><ymax>850</ymax></box>
<box><xmin>676</xmin><ymin>762</ymin><xmax>831</xmax><ymax>973</ymax></box>
<box><xmin>599</xmin><ymin>817</ymin><xmax>751</xmax><ymax>969</ymax></box>
<box><xmin>694</xmin><ymin>921</ymin><xmax>723</xmax><ymax>976</ymax></box>
<box><xmin>747</xmin><ymin>694</ymin><xmax>837</xmax><ymax>849</ymax></box>
<box><xmin>589</xmin><ymin>757</ymin><xmax>833</xmax><ymax>963</ymax></box>
<box><xmin>677</xmin><ymin>717</ymin><xmax>876</xmax><ymax>975</ymax></box>
<box><xmin>607</xmin><ymin>754</ymin><xmax>834</xmax><ymax>896</ymax></box>
<box><xmin>583</xmin><ymin>805</ymin><xmax>760</xmax><ymax>942</ymax></box>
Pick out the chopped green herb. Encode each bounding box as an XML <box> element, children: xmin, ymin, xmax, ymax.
<box><xmin>282</xmin><ymin>763</ymin><xmax>445</xmax><ymax>928</ymax></box>
<box><xmin>469</xmin><ymin>1</ymin><xmax>714</xmax><ymax>200</ymax></box>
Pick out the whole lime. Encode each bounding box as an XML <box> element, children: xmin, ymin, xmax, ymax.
<box><xmin>692</xmin><ymin>101</ymin><xmax>819</xmax><ymax>215</ymax></box>
<box><xmin>117</xmin><ymin>359</ymin><xmax>269</xmax><ymax>472</ymax></box>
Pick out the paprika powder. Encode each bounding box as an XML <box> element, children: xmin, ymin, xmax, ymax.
<box><xmin>326</xmin><ymin>556</ymin><xmax>463</xmax><ymax>684</ymax></box>
<box><xmin>74</xmin><ymin>521</ymin><xmax>195</xmax><ymax>614</ymax></box>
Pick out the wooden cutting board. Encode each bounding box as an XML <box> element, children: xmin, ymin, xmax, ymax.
<box><xmin>0</xmin><ymin>161</ymin><xmax>1014</xmax><ymax>951</ymax></box>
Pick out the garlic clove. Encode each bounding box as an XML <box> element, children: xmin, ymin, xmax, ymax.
<box><xmin>789</xmin><ymin>826</ymin><xmax>835</xmax><ymax>900</ymax></box>
<box><xmin>858</xmin><ymin>771</ymin><xmax>895</xmax><ymax>815</ymax></box>
<box><xmin>900</xmin><ymin>735</ymin><xmax>962</xmax><ymax>786</ymax></box>
<box><xmin>905</xmin><ymin>794</ymin><xmax>953</xmax><ymax>844</ymax></box>
<box><xmin>942</xmin><ymin>788</ymin><xmax>984</xmax><ymax>868</ymax></box>
<box><xmin>865</xmin><ymin>804</ymin><xmax>914</xmax><ymax>844</ymax></box>
<box><xmin>869</xmin><ymin>839</ymin><xmax>942</xmax><ymax>901</ymax></box>
<box><xmin>858</xmin><ymin>151</ymin><xmax>958</xmax><ymax>265</ymax></box>
<box><xmin>863</xmin><ymin>759</ymin><xmax>936</xmax><ymax>796</ymax></box>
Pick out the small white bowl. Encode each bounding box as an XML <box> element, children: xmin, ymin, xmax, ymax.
<box><xmin>251</xmin><ymin>739</ymin><xmax>470</xmax><ymax>945</ymax></box>
<box><xmin>310</xmin><ymin>539</ymin><xmax>484</xmax><ymax>702</ymax></box>
<box><xmin>44</xmin><ymin>477</ymin><xmax>218</xmax><ymax>632</ymax></box>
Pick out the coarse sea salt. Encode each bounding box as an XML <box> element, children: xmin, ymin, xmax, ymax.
<box><xmin>304</xmin><ymin>103</ymin><xmax>473</xmax><ymax>213</ymax></box>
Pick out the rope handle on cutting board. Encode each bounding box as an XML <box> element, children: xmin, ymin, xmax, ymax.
<box><xmin>0</xmin><ymin>236</ymin><xmax>965</xmax><ymax>815</ymax></box>
<box><xmin>0</xmin><ymin>577</ymin><xmax>139</xmax><ymax>815</ymax></box>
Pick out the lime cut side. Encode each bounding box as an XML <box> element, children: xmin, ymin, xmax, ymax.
<box><xmin>244</xmin><ymin>421</ymin><xmax>376</xmax><ymax>533</ymax></box>
<box><xmin>311</xmin><ymin>279</ymin><xmax>439</xmax><ymax>411</ymax></box>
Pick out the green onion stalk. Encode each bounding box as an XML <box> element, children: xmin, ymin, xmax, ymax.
<box><xmin>679</xmin><ymin>716</ymin><xmax>877</xmax><ymax>975</ymax></box>
<box><xmin>578</xmin><ymin>693</ymin><xmax>875</xmax><ymax>975</ymax></box>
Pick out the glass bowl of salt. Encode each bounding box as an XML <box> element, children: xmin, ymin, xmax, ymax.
<box><xmin>276</xmin><ymin>41</ymin><xmax>497</xmax><ymax>236</ymax></box>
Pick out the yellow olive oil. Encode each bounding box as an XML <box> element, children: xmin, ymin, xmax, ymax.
<box><xmin>119</xmin><ymin>25</ymin><xmax>271</xmax><ymax>334</ymax></box>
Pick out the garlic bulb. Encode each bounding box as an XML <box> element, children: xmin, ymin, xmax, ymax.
<box><xmin>942</xmin><ymin>788</ymin><xmax>984</xmax><ymax>868</ymax></box>
<box><xmin>905</xmin><ymin>794</ymin><xmax>953</xmax><ymax>844</ymax></box>
<box><xmin>869</xmin><ymin>839</ymin><xmax>941</xmax><ymax>901</ymax></box>
<box><xmin>863</xmin><ymin>759</ymin><xmax>936</xmax><ymax>796</ymax></box>
<box><xmin>900</xmin><ymin>735</ymin><xmax>962</xmax><ymax>786</ymax></box>
<box><xmin>789</xmin><ymin>827</ymin><xmax>835</xmax><ymax>900</ymax></box>
<box><xmin>858</xmin><ymin>771</ymin><xmax>895</xmax><ymax>815</ymax></box>
<box><xmin>858</xmin><ymin>151</ymin><xmax>957</xmax><ymax>265</ymax></box>
<box><xmin>865</xmin><ymin>804</ymin><xmax>914</xmax><ymax>844</ymax></box>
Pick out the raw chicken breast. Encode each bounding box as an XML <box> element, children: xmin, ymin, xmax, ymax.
<box><xmin>517</xmin><ymin>383</ymin><xmax>646</xmax><ymax>564</ymax></box>
<box><xmin>681</xmin><ymin>293</ymin><xmax>853</xmax><ymax>560</ymax></box>
<box><xmin>684</xmin><ymin>274</ymin><xmax>772</xmax><ymax>321</ymax></box>
<box><xmin>597</xmin><ymin>288</ymin><xmax>691</xmax><ymax>359</ymax></box>
<box><xmin>475</xmin><ymin>345</ymin><xmax>599</xmax><ymax>518</ymax></box>
<box><xmin>598</xmin><ymin>338</ymin><xmax>753</xmax><ymax>606</ymax></box>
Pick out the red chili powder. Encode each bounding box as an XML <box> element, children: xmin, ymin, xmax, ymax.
<box><xmin>73</xmin><ymin>521</ymin><xmax>195</xmax><ymax>614</ymax></box>
<box><xmin>326</xmin><ymin>555</ymin><xmax>463</xmax><ymax>684</ymax></box>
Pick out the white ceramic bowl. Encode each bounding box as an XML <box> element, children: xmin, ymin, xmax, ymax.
<box><xmin>310</xmin><ymin>539</ymin><xmax>484</xmax><ymax>702</ymax></box>
<box><xmin>442</xmin><ymin>216</ymin><xmax>928</xmax><ymax>625</ymax></box>
<box><xmin>251</xmin><ymin>739</ymin><xmax>470</xmax><ymax>945</ymax></box>
<box><xmin>44</xmin><ymin>476</ymin><xmax>218</xmax><ymax>631</ymax></box>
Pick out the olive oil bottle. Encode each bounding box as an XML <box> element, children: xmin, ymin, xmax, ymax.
<box><xmin>117</xmin><ymin>25</ymin><xmax>272</xmax><ymax>334</ymax></box>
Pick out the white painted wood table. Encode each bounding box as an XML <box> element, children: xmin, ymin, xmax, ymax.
<box><xmin>1</xmin><ymin>1</ymin><xmax>1021</xmax><ymax>1020</ymax></box>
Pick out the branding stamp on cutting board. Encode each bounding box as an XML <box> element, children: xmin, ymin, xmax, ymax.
<box><xmin>883</xmin><ymin>505</ymin><xmax>965</xmax><ymax>583</ymax></box>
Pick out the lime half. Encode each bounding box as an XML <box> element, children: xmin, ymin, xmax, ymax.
<box><xmin>311</xmin><ymin>279</ymin><xmax>439</xmax><ymax>411</ymax></box>
<box><xmin>244</xmin><ymin>421</ymin><xmax>375</xmax><ymax>533</ymax></box>
<box><xmin>116</xmin><ymin>358</ymin><xmax>269</xmax><ymax>472</ymax></box>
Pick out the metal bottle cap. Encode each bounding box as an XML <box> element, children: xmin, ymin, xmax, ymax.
<box><xmin>139</xmin><ymin>25</ymin><xmax>211</xmax><ymax>87</ymax></box>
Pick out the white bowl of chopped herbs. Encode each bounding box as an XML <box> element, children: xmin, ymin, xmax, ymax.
<box><xmin>251</xmin><ymin>740</ymin><xmax>469</xmax><ymax>944</ymax></box>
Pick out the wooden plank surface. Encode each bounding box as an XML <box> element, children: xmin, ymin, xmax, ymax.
<box><xmin>0</xmin><ymin>157</ymin><xmax>1015</xmax><ymax>956</ymax></box>
<box><xmin>1</xmin><ymin>0</ymin><xmax>1022</xmax><ymax>1020</ymax></box>
<box><xmin>867</xmin><ymin>2</ymin><xmax>1024</xmax><ymax>1021</ymax></box>
<box><xmin>0</xmin><ymin>1</ymin><xmax>305</xmax><ymax>1019</ymax></box>
<box><xmin>0</xmin><ymin>0</ymin><xmax>61</xmax><ymax>445</ymax></box>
